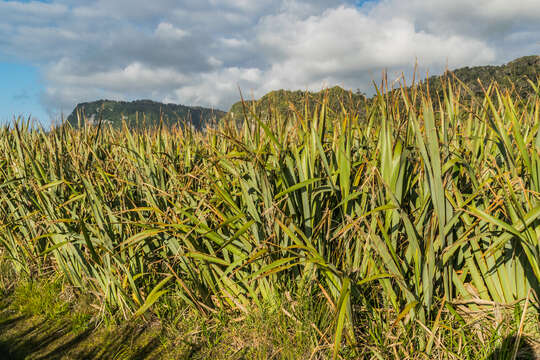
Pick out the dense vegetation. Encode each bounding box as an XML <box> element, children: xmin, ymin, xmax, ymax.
<box><xmin>1</xmin><ymin>74</ymin><xmax>540</xmax><ymax>358</ymax></box>
<box><xmin>67</xmin><ymin>99</ymin><xmax>226</xmax><ymax>130</ymax></box>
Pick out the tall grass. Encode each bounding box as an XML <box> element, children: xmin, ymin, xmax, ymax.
<box><xmin>0</xmin><ymin>77</ymin><xmax>539</xmax><ymax>358</ymax></box>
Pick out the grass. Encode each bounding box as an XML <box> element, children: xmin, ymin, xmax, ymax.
<box><xmin>0</xmin><ymin>75</ymin><xmax>539</xmax><ymax>358</ymax></box>
<box><xmin>0</xmin><ymin>277</ymin><xmax>335</xmax><ymax>359</ymax></box>
<box><xmin>0</xmin><ymin>275</ymin><xmax>537</xmax><ymax>359</ymax></box>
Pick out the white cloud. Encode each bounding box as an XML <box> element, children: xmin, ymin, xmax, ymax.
<box><xmin>207</xmin><ymin>56</ymin><xmax>223</xmax><ymax>67</ymax></box>
<box><xmin>0</xmin><ymin>1</ymin><xmax>67</xmax><ymax>21</ymax></box>
<box><xmin>0</xmin><ymin>0</ymin><xmax>538</xmax><ymax>119</ymax></box>
<box><xmin>220</xmin><ymin>37</ymin><xmax>249</xmax><ymax>48</ymax></box>
<box><xmin>47</xmin><ymin>61</ymin><xmax>187</xmax><ymax>90</ymax></box>
<box><xmin>258</xmin><ymin>7</ymin><xmax>495</xmax><ymax>71</ymax></box>
<box><xmin>155</xmin><ymin>22</ymin><xmax>189</xmax><ymax>41</ymax></box>
<box><xmin>370</xmin><ymin>0</ymin><xmax>540</xmax><ymax>40</ymax></box>
<box><xmin>165</xmin><ymin>66</ymin><xmax>263</xmax><ymax>107</ymax></box>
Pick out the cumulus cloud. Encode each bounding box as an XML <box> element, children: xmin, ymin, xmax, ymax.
<box><xmin>254</xmin><ymin>6</ymin><xmax>495</xmax><ymax>92</ymax></box>
<box><xmin>0</xmin><ymin>0</ymin><xmax>539</xmax><ymax>118</ymax></box>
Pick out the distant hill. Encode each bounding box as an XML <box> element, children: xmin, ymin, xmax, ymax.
<box><xmin>67</xmin><ymin>99</ymin><xmax>226</xmax><ymax>129</ymax></box>
<box><xmin>227</xmin><ymin>86</ymin><xmax>366</xmax><ymax>123</ymax></box>
<box><xmin>227</xmin><ymin>55</ymin><xmax>540</xmax><ymax>121</ymax></box>
<box><xmin>421</xmin><ymin>55</ymin><xmax>540</xmax><ymax>100</ymax></box>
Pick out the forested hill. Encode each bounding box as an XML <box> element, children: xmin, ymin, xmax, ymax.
<box><xmin>227</xmin><ymin>55</ymin><xmax>540</xmax><ymax>122</ymax></box>
<box><xmin>227</xmin><ymin>86</ymin><xmax>365</xmax><ymax>123</ymax></box>
<box><xmin>67</xmin><ymin>99</ymin><xmax>226</xmax><ymax>129</ymax></box>
<box><xmin>421</xmin><ymin>55</ymin><xmax>540</xmax><ymax>100</ymax></box>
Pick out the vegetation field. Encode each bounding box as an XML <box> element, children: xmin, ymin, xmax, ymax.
<box><xmin>0</xmin><ymin>76</ymin><xmax>539</xmax><ymax>359</ymax></box>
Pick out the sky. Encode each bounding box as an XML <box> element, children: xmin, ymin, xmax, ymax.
<box><xmin>1</xmin><ymin>0</ymin><xmax>540</xmax><ymax>125</ymax></box>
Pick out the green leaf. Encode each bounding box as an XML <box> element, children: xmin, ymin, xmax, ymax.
<box><xmin>134</xmin><ymin>275</ymin><xmax>173</xmax><ymax>317</ymax></box>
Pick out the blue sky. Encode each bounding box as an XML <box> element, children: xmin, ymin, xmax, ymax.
<box><xmin>1</xmin><ymin>0</ymin><xmax>539</xmax><ymax>125</ymax></box>
<box><xmin>0</xmin><ymin>61</ymin><xmax>47</xmax><ymax>124</ymax></box>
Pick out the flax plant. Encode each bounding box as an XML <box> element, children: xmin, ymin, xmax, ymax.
<box><xmin>0</xmin><ymin>77</ymin><xmax>538</xmax><ymax>358</ymax></box>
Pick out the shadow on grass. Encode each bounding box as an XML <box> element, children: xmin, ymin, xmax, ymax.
<box><xmin>487</xmin><ymin>335</ymin><xmax>539</xmax><ymax>360</ymax></box>
<box><xmin>0</xmin><ymin>309</ymin><xmax>170</xmax><ymax>359</ymax></box>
